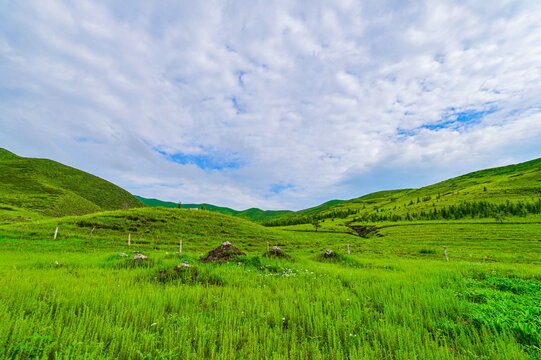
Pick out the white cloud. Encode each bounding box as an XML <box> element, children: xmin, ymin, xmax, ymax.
<box><xmin>1</xmin><ymin>0</ymin><xmax>540</xmax><ymax>210</ymax></box>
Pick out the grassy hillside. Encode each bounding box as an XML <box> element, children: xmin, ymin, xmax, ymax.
<box><xmin>0</xmin><ymin>207</ymin><xmax>292</xmax><ymax>257</ymax></box>
<box><xmin>136</xmin><ymin>195</ymin><xmax>293</xmax><ymax>223</ymax></box>
<box><xmin>0</xmin><ymin>148</ymin><xmax>144</xmax><ymax>222</ymax></box>
<box><xmin>265</xmin><ymin>157</ymin><xmax>541</xmax><ymax>226</ymax></box>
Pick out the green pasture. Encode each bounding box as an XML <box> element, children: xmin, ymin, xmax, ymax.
<box><xmin>1</xmin><ymin>208</ymin><xmax>539</xmax><ymax>359</ymax></box>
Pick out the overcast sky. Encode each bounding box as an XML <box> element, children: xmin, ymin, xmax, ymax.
<box><xmin>1</xmin><ymin>1</ymin><xmax>541</xmax><ymax>210</ymax></box>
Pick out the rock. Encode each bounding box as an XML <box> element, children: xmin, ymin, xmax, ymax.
<box><xmin>323</xmin><ymin>249</ymin><xmax>337</xmax><ymax>258</ymax></box>
<box><xmin>264</xmin><ymin>245</ymin><xmax>292</xmax><ymax>259</ymax></box>
<box><xmin>132</xmin><ymin>250</ymin><xmax>140</xmax><ymax>253</ymax></box>
<box><xmin>133</xmin><ymin>253</ymin><xmax>148</xmax><ymax>260</ymax></box>
<box><xmin>176</xmin><ymin>261</ymin><xmax>191</xmax><ymax>268</ymax></box>
<box><xmin>222</xmin><ymin>241</ymin><xmax>232</xmax><ymax>246</ymax></box>
<box><xmin>119</xmin><ymin>253</ymin><xmax>128</xmax><ymax>257</ymax></box>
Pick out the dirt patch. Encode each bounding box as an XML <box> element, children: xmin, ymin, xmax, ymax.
<box><xmin>347</xmin><ymin>224</ymin><xmax>381</xmax><ymax>238</ymax></box>
<box><xmin>200</xmin><ymin>241</ymin><xmax>246</xmax><ymax>263</ymax></box>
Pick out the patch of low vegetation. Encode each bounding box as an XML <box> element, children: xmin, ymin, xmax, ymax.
<box><xmin>106</xmin><ymin>251</ymin><xmax>155</xmax><ymax>268</ymax></box>
<box><xmin>460</xmin><ymin>272</ymin><xmax>541</xmax><ymax>355</ymax></box>
<box><xmin>155</xmin><ymin>263</ymin><xmax>225</xmax><ymax>286</ymax></box>
<box><xmin>315</xmin><ymin>249</ymin><xmax>362</xmax><ymax>267</ymax></box>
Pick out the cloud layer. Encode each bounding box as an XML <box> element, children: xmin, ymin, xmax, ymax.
<box><xmin>1</xmin><ymin>0</ymin><xmax>541</xmax><ymax>210</ymax></box>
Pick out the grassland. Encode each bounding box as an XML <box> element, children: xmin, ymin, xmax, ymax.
<box><xmin>0</xmin><ymin>207</ymin><xmax>539</xmax><ymax>359</ymax></box>
<box><xmin>1</xmin><ymin>152</ymin><xmax>540</xmax><ymax>358</ymax></box>
<box><xmin>0</xmin><ymin>148</ymin><xmax>144</xmax><ymax>223</ymax></box>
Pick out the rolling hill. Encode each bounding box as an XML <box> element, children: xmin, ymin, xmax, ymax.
<box><xmin>263</xmin><ymin>157</ymin><xmax>541</xmax><ymax>226</ymax></box>
<box><xmin>135</xmin><ymin>196</ymin><xmax>345</xmax><ymax>223</ymax></box>
<box><xmin>0</xmin><ymin>206</ymin><xmax>285</xmax><ymax>253</ymax></box>
<box><xmin>135</xmin><ymin>195</ymin><xmax>292</xmax><ymax>222</ymax></box>
<box><xmin>0</xmin><ymin>148</ymin><xmax>144</xmax><ymax>222</ymax></box>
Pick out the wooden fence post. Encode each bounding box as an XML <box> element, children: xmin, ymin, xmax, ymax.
<box><xmin>128</xmin><ymin>233</ymin><xmax>131</xmax><ymax>246</ymax></box>
<box><xmin>266</xmin><ymin>242</ymin><xmax>269</xmax><ymax>251</ymax></box>
<box><xmin>347</xmin><ymin>241</ymin><xmax>350</xmax><ymax>255</ymax></box>
<box><xmin>88</xmin><ymin>227</ymin><xmax>95</xmax><ymax>240</ymax></box>
<box><xmin>443</xmin><ymin>246</ymin><xmax>449</xmax><ymax>262</ymax></box>
<box><xmin>179</xmin><ymin>239</ymin><xmax>182</xmax><ymax>253</ymax></box>
<box><xmin>54</xmin><ymin>227</ymin><xmax>58</xmax><ymax>240</ymax></box>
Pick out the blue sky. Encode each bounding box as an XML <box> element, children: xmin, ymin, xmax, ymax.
<box><xmin>1</xmin><ymin>1</ymin><xmax>541</xmax><ymax>210</ymax></box>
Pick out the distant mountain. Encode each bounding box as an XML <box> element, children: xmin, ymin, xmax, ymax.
<box><xmin>0</xmin><ymin>148</ymin><xmax>144</xmax><ymax>221</ymax></box>
<box><xmin>135</xmin><ymin>196</ymin><xmax>295</xmax><ymax>223</ymax></box>
<box><xmin>263</xmin><ymin>157</ymin><xmax>541</xmax><ymax>225</ymax></box>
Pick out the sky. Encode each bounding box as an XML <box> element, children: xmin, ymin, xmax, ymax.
<box><xmin>1</xmin><ymin>0</ymin><xmax>541</xmax><ymax>211</ymax></box>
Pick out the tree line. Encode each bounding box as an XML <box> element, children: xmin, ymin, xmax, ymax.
<box><xmin>262</xmin><ymin>198</ymin><xmax>541</xmax><ymax>226</ymax></box>
<box><xmin>262</xmin><ymin>208</ymin><xmax>359</xmax><ymax>227</ymax></box>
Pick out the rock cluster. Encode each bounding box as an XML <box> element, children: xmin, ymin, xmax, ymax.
<box><xmin>133</xmin><ymin>253</ymin><xmax>148</xmax><ymax>260</ymax></box>
<box><xmin>176</xmin><ymin>261</ymin><xmax>191</xmax><ymax>268</ymax></box>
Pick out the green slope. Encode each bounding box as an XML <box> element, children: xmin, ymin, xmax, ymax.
<box><xmin>0</xmin><ymin>148</ymin><xmax>144</xmax><ymax>222</ymax></box>
<box><xmin>135</xmin><ymin>195</ymin><xmax>292</xmax><ymax>223</ymax></box>
<box><xmin>0</xmin><ymin>206</ymin><xmax>284</xmax><ymax>252</ymax></box>
<box><xmin>265</xmin><ymin>157</ymin><xmax>541</xmax><ymax>225</ymax></box>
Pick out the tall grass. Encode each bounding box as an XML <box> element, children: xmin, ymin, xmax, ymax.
<box><xmin>0</xmin><ymin>211</ymin><xmax>540</xmax><ymax>359</ymax></box>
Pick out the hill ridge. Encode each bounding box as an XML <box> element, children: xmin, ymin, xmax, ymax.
<box><xmin>0</xmin><ymin>149</ymin><xmax>144</xmax><ymax>222</ymax></box>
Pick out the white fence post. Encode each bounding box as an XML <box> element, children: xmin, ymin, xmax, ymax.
<box><xmin>444</xmin><ymin>246</ymin><xmax>449</xmax><ymax>261</ymax></box>
<box><xmin>88</xmin><ymin>227</ymin><xmax>95</xmax><ymax>240</ymax></box>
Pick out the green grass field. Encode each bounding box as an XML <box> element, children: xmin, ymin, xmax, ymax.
<box><xmin>1</xmin><ymin>208</ymin><xmax>539</xmax><ymax>359</ymax></box>
<box><xmin>1</xmin><ymin>151</ymin><xmax>540</xmax><ymax>359</ymax></box>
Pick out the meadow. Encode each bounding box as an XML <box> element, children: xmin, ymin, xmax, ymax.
<box><xmin>1</xmin><ymin>208</ymin><xmax>539</xmax><ymax>359</ymax></box>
